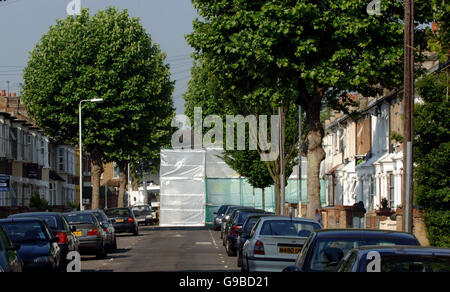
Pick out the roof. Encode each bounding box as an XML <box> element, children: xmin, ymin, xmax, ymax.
<box><xmin>351</xmin><ymin>245</ymin><xmax>450</xmax><ymax>256</ymax></box>
<box><xmin>259</xmin><ymin>216</ymin><xmax>321</xmax><ymax>224</ymax></box>
<box><xmin>9</xmin><ymin>212</ymin><xmax>62</xmax><ymax>217</ymax></box>
<box><xmin>315</xmin><ymin>229</ymin><xmax>418</xmax><ymax>239</ymax></box>
<box><xmin>0</xmin><ymin>217</ymin><xmax>45</xmax><ymax>223</ymax></box>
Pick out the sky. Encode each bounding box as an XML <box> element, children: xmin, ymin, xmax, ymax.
<box><xmin>0</xmin><ymin>0</ymin><xmax>198</xmax><ymax>115</ymax></box>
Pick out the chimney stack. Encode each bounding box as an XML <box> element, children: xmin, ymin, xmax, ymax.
<box><xmin>1</xmin><ymin>89</ymin><xmax>5</xmax><ymax>97</ymax></box>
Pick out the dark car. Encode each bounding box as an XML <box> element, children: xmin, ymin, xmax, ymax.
<box><xmin>83</xmin><ymin>210</ymin><xmax>117</xmax><ymax>252</ymax></box>
<box><xmin>63</xmin><ymin>211</ymin><xmax>108</xmax><ymax>259</ymax></box>
<box><xmin>104</xmin><ymin>207</ymin><xmax>139</xmax><ymax>236</ymax></box>
<box><xmin>0</xmin><ymin>218</ymin><xmax>62</xmax><ymax>272</ymax></box>
<box><xmin>0</xmin><ymin>226</ymin><xmax>23</xmax><ymax>272</ymax></box>
<box><xmin>9</xmin><ymin>212</ymin><xmax>79</xmax><ymax>265</ymax></box>
<box><xmin>336</xmin><ymin>245</ymin><xmax>450</xmax><ymax>272</ymax></box>
<box><xmin>131</xmin><ymin>205</ymin><xmax>153</xmax><ymax>226</ymax></box>
<box><xmin>236</xmin><ymin>213</ymin><xmax>273</xmax><ymax>267</ymax></box>
<box><xmin>220</xmin><ymin>206</ymin><xmax>251</xmax><ymax>240</ymax></box>
<box><xmin>224</xmin><ymin>209</ymin><xmax>266</xmax><ymax>256</ymax></box>
<box><xmin>213</xmin><ymin>205</ymin><xmax>235</xmax><ymax>231</ymax></box>
<box><xmin>282</xmin><ymin>229</ymin><xmax>421</xmax><ymax>272</ymax></box>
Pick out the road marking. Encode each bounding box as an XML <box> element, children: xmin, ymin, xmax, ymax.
<box><xmin>208</xmin><ymin>228</ymin><xmax>218</xmax><ymax>247</ymax></box>
<box><xmin>195</xmin><ymin>242</ymin><xmax>212</xmax><ymax>245</ymax></box>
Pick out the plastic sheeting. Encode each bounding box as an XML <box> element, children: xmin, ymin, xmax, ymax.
<box><xmin>160</xmin><ymin>149</ymin><xmax>206</xmax><ymax>227</ymax></box>
<box><xmin>160</xmin><ymin>148</ymin><xmax>328</xmax><ymax>226</ymax></box>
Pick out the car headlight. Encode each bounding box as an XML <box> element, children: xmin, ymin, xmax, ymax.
<box><xmin>34</xmin><ymin>256</ymin><xmax>53</xmax><ymax>264</ymax></box>
<box><xmin>216</xmin><ymin>218</ymin><xmax>222</xmax><ymax>223</ymax></box>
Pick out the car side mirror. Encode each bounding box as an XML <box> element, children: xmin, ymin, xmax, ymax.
<box><xmin>101</xmin><ymin>223</ymin><xmax>109</xmax><ymax>228</ymax></box>
<box><xmin>282</xmin><ymin>265</ymin><xmax>302</xmax><ymax>272</ymax></box>
<box><xmin>70</xmin><ymin>225</ymin><xmax>77</xmax><ymax>232</ymax></box>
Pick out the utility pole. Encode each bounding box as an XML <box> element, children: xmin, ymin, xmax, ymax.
<box><xmin>279</xmin><ymin>106</ymin><xmax>285</xmax><ymax>216</ymax></box>
<box><xmin>298</xmin><ymin>105</ymin><xmax>303</xmax><ymax>217</ymax></box>
<box><xmin>402</xmin><ymin>0</ymin><xmax>415</xmax><ymax>233</ymax></box>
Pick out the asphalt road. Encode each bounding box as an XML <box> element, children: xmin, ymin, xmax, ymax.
<box><xmin>80</xmin><ymin>225</ymin><xmax>240</xmax><ymax>272</ymax></box>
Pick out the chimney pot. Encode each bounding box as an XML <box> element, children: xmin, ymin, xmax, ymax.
<box><xmin>1</xmin><ymin>89</ymin><xmax>5</xmax><ymax>97</ymax></box>
<box><xmin>13</xmin><ymin>92</ymin><xmax>16</xmax><ymax>97</ymax></box>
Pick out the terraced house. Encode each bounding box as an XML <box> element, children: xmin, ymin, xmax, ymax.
<box><xmin>0</xmin><ymin>89</ymin><xmax>77</xmax><ymax>209</ymax></box>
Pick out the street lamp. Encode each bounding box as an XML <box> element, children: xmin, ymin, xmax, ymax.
<box><xmin>79</xmin><ymin>98</ymin><xmax>103</xmax><ymax>210</ymax></box>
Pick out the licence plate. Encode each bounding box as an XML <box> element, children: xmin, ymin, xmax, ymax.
<box><xmin>73</xmin><ymin>231</ymin><xmax>82</xmax><ymax>237</ymax></box>
<box><xmin>116</xmin><ymin>218</ymin><xmax>124</xmax><ymax>223</ymax></box>
<box><xmin>279</xmin><ymin>246</ymin><xmax>302</xmax><ymax>254</ymax></box>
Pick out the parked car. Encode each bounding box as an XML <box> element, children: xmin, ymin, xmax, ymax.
<box><xmin>223</xmin><ymin>208</ymin><xmax>257</xmax><ymax>247</ymax></box>
<box><xmin>83</xmin><ymin>210</ymin><xmax>117</xmax><ymax>252</ymax></box>
<box><xmin>104</xmin><ymin>207</ymin><xmax>139</xmax><ymax>236</ymax></box>
<box><xmin>220</xmin><ymin>206</ymin><xmax>250</xmax><ymax>240</ymax></box>
<box><xmin>0</xmin><ymin>218</ymin><xmax>62</xmax><ymax>271</ymax></box>
<box><xmin>213</xmin><ymin>204</ymin><xmax>235</xmax><ymax>231</ymax></box>
<box><xmin>282</xmin><ymin>229</ymin><xmax>421</xmax><ymax>272</ymax></box>
<box><xmin>336</xmin><ymin>245</ymin><xmax>450</xmax><ymax>272</ymax></box>
<box><xmin>237</xmin><ymin>213</ymin><xmax>274</xmax><ymax>267</ymax></box>
<box><xmin>63</xmin><ymin>211</ymin><xmax>108</xmax><ymax>259</ymax></box>
<box><xmin>131</xmin><ymin>205</ymin><xmax>153</xmax><ymax>226</ymax></box>
<box><xmin>0</xmin><ymin>226</ymin><xmax>23</xmax><ymax>272</ymax></box>
<box><xmin>151</xmin><ymin>206</ymin><xmax>159</xmax><ymax>224</ymax></box>
<box><xmin>9</xmin><ymin>212</ymin><xmax>79</xmax><ymax>266</ymax></box>
<box><xmin>224</xmin><ymin>209</ymin><xmax>267</xmax><ymax>256</ymax></box>
<box><xmin>241</xmin><ymin>216</ymin><xmax>322</xmax><ymax>272</ymax></box>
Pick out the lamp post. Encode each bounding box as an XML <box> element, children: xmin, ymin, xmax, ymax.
<box><xmin>79</xmin><ymin>98</ymin><xmax>103</xmax><ymax>211</ymax></box>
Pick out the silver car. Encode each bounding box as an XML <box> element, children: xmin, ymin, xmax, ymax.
<box><xmin>241</xmin><ymin>216</ymin><xmax>322</xmax><ymax>272</ymax></box>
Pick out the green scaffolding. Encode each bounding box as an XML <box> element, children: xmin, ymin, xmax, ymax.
<box><xmin>205</xmin><ymin>178</ymin><xmax>328</xmax><ymax>225</ymax></box>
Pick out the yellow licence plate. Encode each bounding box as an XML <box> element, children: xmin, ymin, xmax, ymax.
<box><xmin>116</xmin><ymin>219</ymin><xmax>124</xmax><ymax>223</ymax></box>
<box><xmin>73</xmin><ymin>231</ymin><xmax>82</xmax><ymax>237</ymax></box>
<box><xmin>279</xmin><ymin>247</ymin><xmax>302</xmax><ymax>254</ymax></box>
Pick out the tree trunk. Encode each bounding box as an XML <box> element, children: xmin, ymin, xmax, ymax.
<box><xmin>262</xmin><ymin>188</ymin><xmax>265</xmax><ymax>211</ymax></box>
<box><xmin>117</xmin><ymin>162</ymin><xmax>128</xmax><ymax>208</ymax></box>
<box><xmin>305</xmin><ymin>90</ymin><xmax>326</xmax><ymax>220</ymax></box>
<box><xmin>90</xmin><ymin>160</ymin><xmax>103</xmax><ymax>210</ymax></box>
<box><xmin>274</xmin><ymin>178</ymin><xmax>281</xmax><ymax>215</ymax></box>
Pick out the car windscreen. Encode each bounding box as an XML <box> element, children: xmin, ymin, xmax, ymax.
<box><xmin>10</xmin><ymin>214</ymin><xmax>60</xmax><ymax>230</ymax></box>
<box><xmin>132</xmin><ymin>206</ymin><xmax>151</xmax><ymax>216</ymax></box>
<box><xmin>307</xmin><ymin>237</ymin><xmax>420</xmax><ymax>272</ymax></box>
<box><xmin>105</xmin><ymin>208</ymin><xmax>131</xmax><ymax>217</ymax></box>
<box><xmin>236</xmin><ymin>212</ymin><xmax>259</xmax><ymax>225</ymax></box>
<box><xmin>92</xmin><ymin>212</ymin><xmax>108</xmax><ymax>223</ymax></box>
<box><xmin>64</xmin><ymin>213</ymin><xmax>96</xmax><ymax>225</ymax></box>
<box><xmin>217</xmin><ymin>205</ymin><xmax>228</xmax><ymax>215</ymax></box>
<box><xmin>0</xmin><ymin>222</ymin><xmax>49</xmax><ymax>243</ymax></box>
<box><xmin>243</xmin><ymin>217</ymin><xmax>263</xmax><ymax>233</ymax></box>
<box><xmin>259</xmin><ymin>220</ymin><xmax>321</xmax><ymax>237</ymax></box>
<box><xmin>377</xmin><ymin>255</ymin><xmax>450</xmax><ymax>272</ymax></box>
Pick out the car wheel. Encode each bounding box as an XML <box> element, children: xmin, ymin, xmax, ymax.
<box><xmin>241</xmin><ymin>255</ymin><xmax>248</xmax><ymax>272</ymax></box>
<box><xmin>237</xmin><ymin>252</ymin><xmax>242</xmax><ymax>267</ymax></box>
<box><xmin>113</xmin><ymin>237</ymin><xmax>117</xmax><ymax>250</ymax></box>
<box><xmin>96</xmin><ymin>244</ymin><xmax>107</xmax><ymax>259</ymax></box>
<box><xmin>133</xmin><ymin>229</ymin><xmax>139</xmax><ymax>236</ymax></box>
<box><xmin>226</xmin><ymin>240</ymin><xmax>236</xmax><ymax>256</ymax></box>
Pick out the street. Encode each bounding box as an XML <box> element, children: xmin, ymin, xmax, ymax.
<box><xmin>80</xmin><ymin>226</ymin><xmax>239</xmax><ymax>272</ymax></box>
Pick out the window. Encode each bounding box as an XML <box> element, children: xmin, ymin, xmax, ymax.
<box><xmin>389</xmin><ymin>173</ymin><xmax>395</xmax><ymax>208</ymax></box>
<box><xmin>113</xmin><ymin>162</ymin><xmax>120</xmax><ymax>178</ymax></box>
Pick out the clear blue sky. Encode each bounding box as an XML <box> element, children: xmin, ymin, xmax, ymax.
<box><xmin>0</xmin><ymin>0</ymin><xmax>198</xmax><ymax>115</ymax></box>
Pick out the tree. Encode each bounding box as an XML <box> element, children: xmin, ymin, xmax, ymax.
<box><xmin>184</xmin><ymin>59</ymin><xmax>299</xmax><ymax>214</ymax></box>
<box><xmin>222</xmin><ymin>150</ymin><xmax>273</xmax><ymax>210</ymax></box>
<box><xmin>22</xmin><ymin>8</ymin><xmax>174</xmax><ymax>209</ymax></box>
<box><xmin>29</xmin><ymin>192</ymin><xmax>49</xmax><ymax>211</ymax></box>
<box><xmin>187</xmin><ymin>0</ymin><xmax>411</xmax><ymax>218</ymax></box>
<box><xmin>415</xmin><ymin>71</ymin><xmax>450</xmax><ymax>247</ymax></box>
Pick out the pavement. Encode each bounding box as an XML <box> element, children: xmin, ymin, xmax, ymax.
<box><xmin>80</xmin><ymin>225</ymin><xmax>240</xmax><ymax>272</ymax></box>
